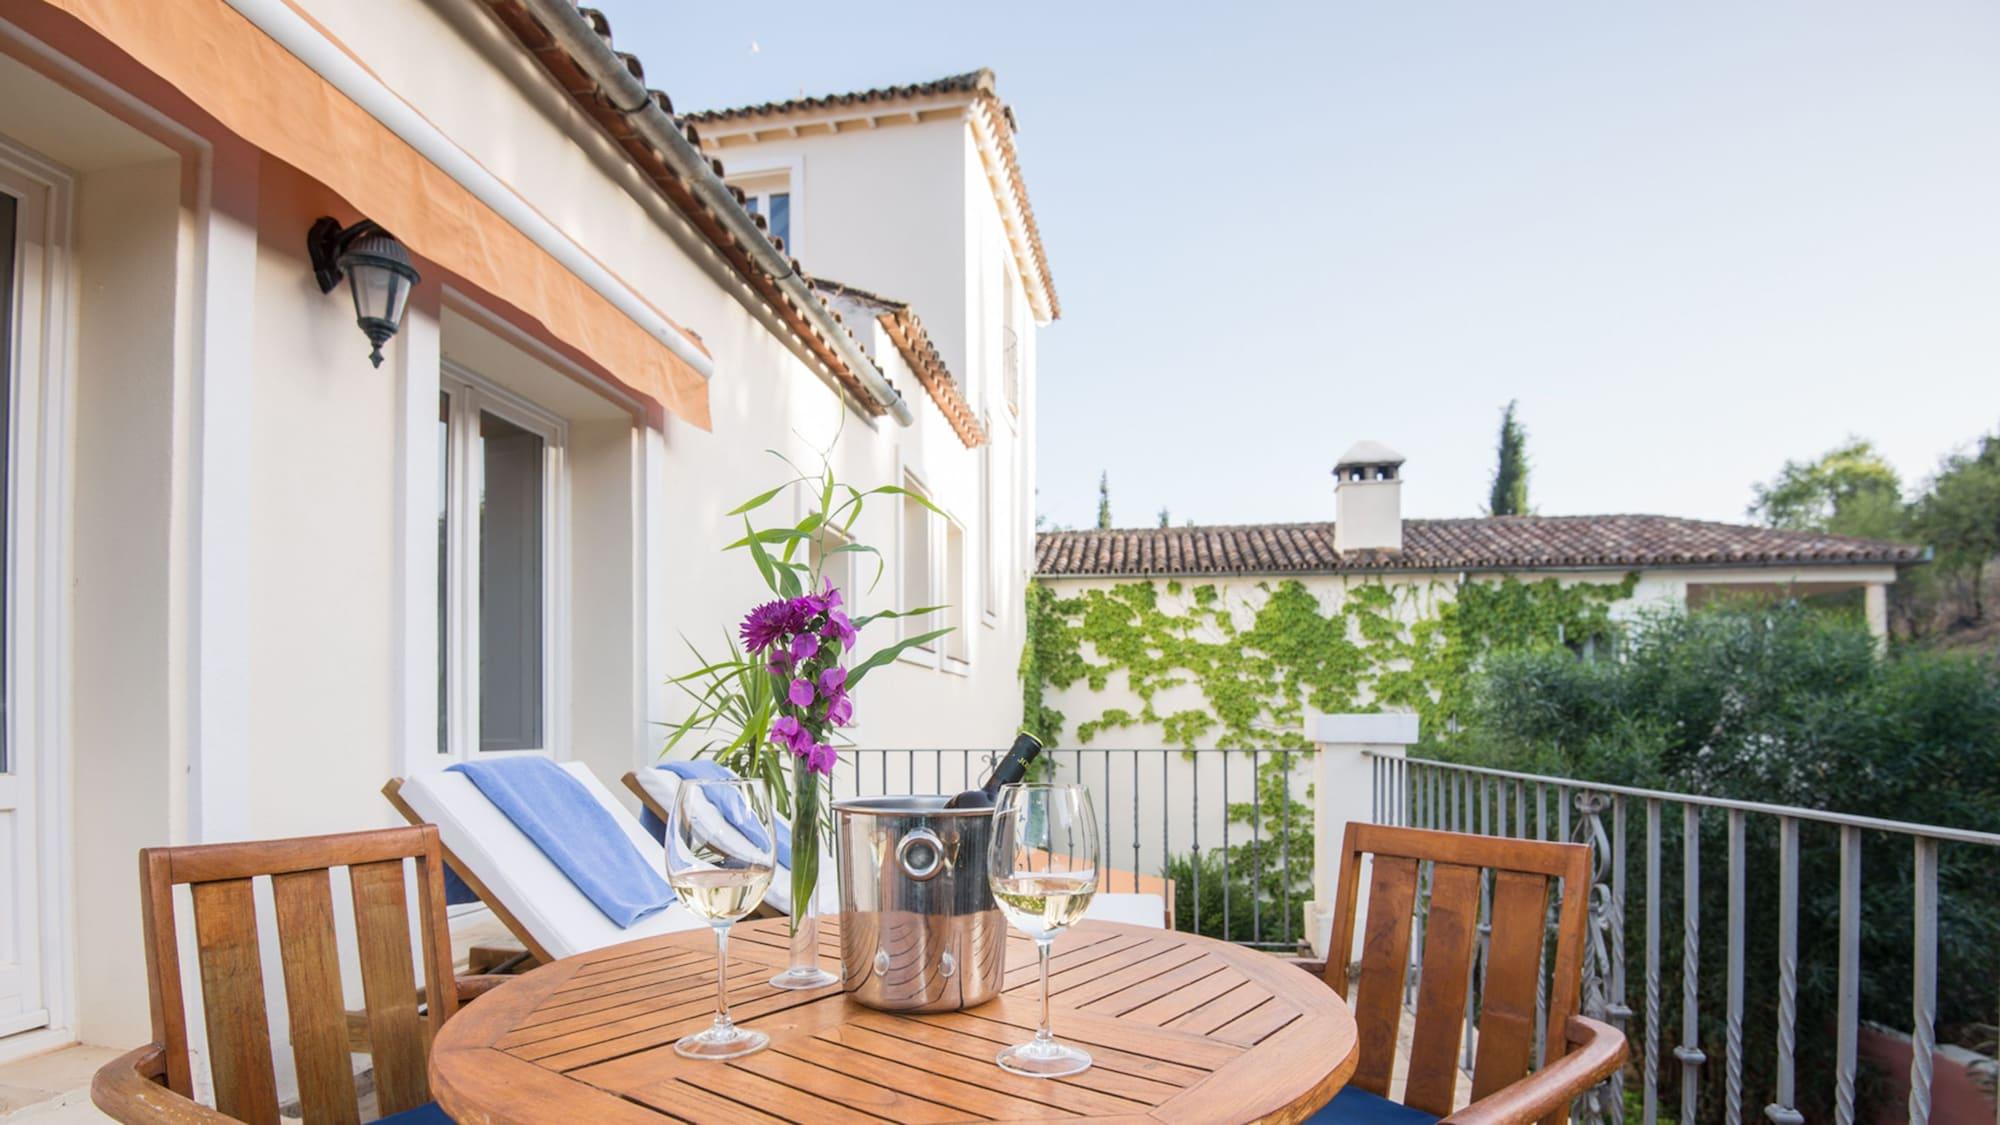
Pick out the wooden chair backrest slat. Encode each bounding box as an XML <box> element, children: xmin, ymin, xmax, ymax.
<box><xmin>1324</xmin><ymin>823</ymin><xmax>1593</xmax><ymax>1125</ymax></box>
<box><xmin>138</xmin><ymin>826</ymin><xmax>456</xmax><ymax>1124</ymax></box>
<box><xmin>348</xmin><ymin>859</ymin><xmax>428</xmax><ymax>1116</ymax></box>
<box><xmin>190</xmin><ymin>879</ymin><xmax>279</xmax><ymax>1125</ymax></box>
<box><xmin>1345</xmin><ymin>854</ymin><xmax>1417</xmax><ymax>1095</ymax></box>
<box><xmin>1471</xmin><ymin>868</ymin><xmax>1553</xmax><ymax>1101</ymax></box>
<box><xmin>1404</xmin><ymin>862</ymin><xmax>1481</xmax><ymax>1117</ymax></box>
<box><xmin>270</xmin><ymin>870</ymin><xmax>361</xmax><ymax>1125</ymax></box>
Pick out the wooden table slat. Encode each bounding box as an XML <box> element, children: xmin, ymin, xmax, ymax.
<box><xmin>430</xmin><ymin>918</ymin><xmax>1355</xmax><ymax>1124</ymax></box>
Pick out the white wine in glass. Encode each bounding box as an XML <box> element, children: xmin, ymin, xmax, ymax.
<box><xmin>665</xmin><ymin>777</ymin><xmax>776</xmax><ymax>1060</ymax></box>
<box><xmin>987</xmin><ymin>783</ymin><xmax>1099</xmax><ymax>1078</ymax></box>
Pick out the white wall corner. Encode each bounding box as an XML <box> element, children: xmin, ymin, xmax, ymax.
<box><xmin>1308</xmin><ymin>711</ymin><xmax>1420</xmax><ymax>959</ymax></box>
<box><xmin>188</xmin><ymin>150</ymin><xmax>257</xmax><ymax>843</ymax></box>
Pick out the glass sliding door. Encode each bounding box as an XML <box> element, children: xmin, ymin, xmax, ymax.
<box><xmin>435</xmin><ymin>366</ymin><xmax>564</xmax><ymax>763</ymax></box>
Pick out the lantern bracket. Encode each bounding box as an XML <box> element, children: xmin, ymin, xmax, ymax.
<box><xmin>307</xmin><ymin>216</ymin><xmax>387</xmax><ymax>294</ymax></box>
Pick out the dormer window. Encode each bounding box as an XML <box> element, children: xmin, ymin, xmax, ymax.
<box><xmin>735</xmin><ymin>172</ymin><xmax>792</xmax><ymax>250</ymax></box>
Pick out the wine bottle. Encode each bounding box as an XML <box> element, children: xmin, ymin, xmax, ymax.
<box><xmin>944</xmin><ymin>732</ymin><xmax>1045</xmax><ymax>809</ymax></box>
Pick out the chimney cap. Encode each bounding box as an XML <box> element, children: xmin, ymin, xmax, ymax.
<box><xmin>1335</xmin><ymin>440</ymin><xmax>1405</xmax><ymax>469</ymax></box>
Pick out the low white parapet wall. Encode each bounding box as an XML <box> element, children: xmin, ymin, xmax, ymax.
<box><xmin>1306</xmin><ymin>712</ymin><xmax>1420</xmax><ymax>959</ymax></box>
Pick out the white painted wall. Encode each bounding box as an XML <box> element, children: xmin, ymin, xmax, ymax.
<box><xmin>3</xmin><ymin>0</ymin><xmax>1045</xmax><ymax>1051</ymax></box>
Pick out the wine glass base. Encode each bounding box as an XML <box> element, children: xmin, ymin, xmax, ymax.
<box><xmin>768</xmin><ymin>966</ymin><xmax>840</xmax><ymax>990</ymax></box>
<box><xmin>673</xmin><ymin>1027</ymin><xmax>769</xmax><ymax>1060</ymax></box>
<box><xmin>996</xmin><ymin>1040</ymin><xmax>1092</xmax><ymax>1078</ymax></box>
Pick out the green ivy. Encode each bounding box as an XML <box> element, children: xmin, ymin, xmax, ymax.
<box><xmin>1020</xmin><ymin>571</ymin><xmax>1636</xmax><ymax>751</ymax></box>
<box><xmin>1021</xmin><ymin>571</ymin><xmax>1636</xmax><ymax>940</ymax></box>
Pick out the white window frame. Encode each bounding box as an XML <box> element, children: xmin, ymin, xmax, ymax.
<box><xmin>980</xmin><ymin>419</ymin><xmax>999</xmax><ymax>629</ymax></box>
<box><xmin>0</xmin><ymin>135</ymin><xmax>74</xmax><ymax>1057</ymax></box>
<box><xmin>437</xmin><ymin>360</ymin><xmax>569</xmax><ymax>764</ymax></box>
<box><xmin>941</xmin><ymin>514</ymin><xmax>970</xmax><ymax>676</ymax></box>
<box><xmin>896</xmin><ymin>467</ymin><xmax>940</xmax><ymax>670</ymax></box>
<box><xmin>726</xmin><ymin>155</ymin><xmax>804</xmax><ymax>257</ymax></box>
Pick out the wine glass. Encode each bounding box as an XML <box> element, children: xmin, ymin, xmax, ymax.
<box><xmin>665</xmin><ymin>777</ymin><xmax>777</xmax><ymax>1060</ymax></box>
<box><xmin>987</xmin><ymin>783</ymin><xmax>1099</xmax><ymax>1077</ymax></box>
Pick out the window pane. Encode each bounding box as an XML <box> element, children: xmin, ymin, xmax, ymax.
<box><xmin>479</xmin><ymin>411</ymin><xmax>544</xmax><ymax>751</ymax></box>
<box><xmin>768</xmin><ymin>192</ymin><xmax>791</xmax><ymax>248</ymax></box>
<box><xmin>437</xmin><ymin>391</ymin><xmax>451</xmax><ymax>754</ymax></box>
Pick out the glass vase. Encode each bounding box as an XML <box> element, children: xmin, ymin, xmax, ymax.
<box><xmin>769</xmin><ymin>764</ymin><xmax>839</xmax><ymax>990</ymax></box>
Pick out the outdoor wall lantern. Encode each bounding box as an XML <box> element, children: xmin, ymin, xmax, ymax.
<box><xmin>308</xmin><ymin>217</ymin><xmax>421</xmax><ymax>368</ymax></box>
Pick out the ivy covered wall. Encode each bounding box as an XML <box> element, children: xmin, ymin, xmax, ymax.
<box><xmin>1021</xmin><ymin>571</ymin><xmax>1639</xmax><ymax>751</ymax></box>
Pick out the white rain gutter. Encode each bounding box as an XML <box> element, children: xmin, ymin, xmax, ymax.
<box><xmin>221</xmin><ymin>0</ymin><xmax>716</xmax><ymax>382</ymax></box>
<box><xmin>513</xmin><ymin>0</ymin><xmax>915</xmax><ymax>427</ymax></box>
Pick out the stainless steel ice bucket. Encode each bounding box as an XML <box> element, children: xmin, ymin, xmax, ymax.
<box><xmin>833</xmin><ymin>795</ymin><xmax>1008</xmax><ymax>1011</ymax></box>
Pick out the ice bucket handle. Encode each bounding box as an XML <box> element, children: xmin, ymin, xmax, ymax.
<box><xmin>895</xmin><ymin>826</ymin><xmax>947</xmax><ymax>882</ymax></box>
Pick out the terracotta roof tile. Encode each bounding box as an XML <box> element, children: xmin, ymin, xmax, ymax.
<box><xmin>815</xmin><ymin>279</ymin><xmax>986</xmax><ymax>449</ymax></box>
<box><xmin>477</xmin><ymin>0</ymin><xmax>893</xmax><ymax>413</ymax></box>
<box><xmin>1035</xmin><ymin>516</ymin><xmax>1928</xmax><ymax>577</ymax></box>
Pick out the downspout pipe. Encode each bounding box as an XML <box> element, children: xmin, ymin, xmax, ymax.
<box><xmin>515</xmin><ymin>0</ymin><xmax>916</xmax><ymax>427</ymax></box>
<box><xmin>221</xmin><ymin>0</ymin><xmax>716</xmax><ymax>384</ymax></box>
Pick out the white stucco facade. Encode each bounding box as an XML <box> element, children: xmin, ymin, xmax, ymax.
<box><xmin>0</xmin><ymin>0</ymin><xmax>1047</xmax><ymax>1056</ymax></box>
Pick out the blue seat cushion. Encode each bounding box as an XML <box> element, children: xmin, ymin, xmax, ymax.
<box><xmin>1305</xmin><ymin>1087</ymin><xmax>1440</xmax><ymax>1124</ymax></box>
<box><xmin>377</xmin><ymin>1101</ymin><xmax>452</xmax><ymax>1124</ymax></box>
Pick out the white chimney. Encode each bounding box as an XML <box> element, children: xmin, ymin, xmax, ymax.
<box><xmin>1334</xmin><ymin>441</ymin><xmax>1405</xmax><ymax>553</ymax></box>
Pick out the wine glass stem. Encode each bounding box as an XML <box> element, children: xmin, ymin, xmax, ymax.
<box><xmin>1036</xmin><ymin>935</ymin><xmax>1055</xmax><ymax>1045</ymax></box>
<box><xmin>714</xmin><ymin>922</ymin><xmax>735</xmax><ymax>1030</ymax></box>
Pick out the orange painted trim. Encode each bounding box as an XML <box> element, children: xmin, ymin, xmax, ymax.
<box><xmin>36</xmin><ymin>0</ymin><xmax>711</xmax><ymax>430</ymax></box>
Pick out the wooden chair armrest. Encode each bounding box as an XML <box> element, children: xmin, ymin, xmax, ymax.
<box><xmin>454</xmin><ymin>973</ymin><xmax>512</xmax><ymax>1003</ymax></box>
<box><xmin>92</xmin><ymin>1045</ymin><xmax>237</xmax><ymax>1124</ymax></box>
<box><xmin>1443</xmin><ymin>1016</ymin><xmax>1627</xmax><ymax>1125</ymax></box>
<box><xmin>1280</xmin><ymin>955</ymin><xmax>1330</xmax><ymax>978</ymax></box>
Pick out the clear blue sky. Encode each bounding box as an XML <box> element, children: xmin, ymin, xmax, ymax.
<box><xmin>591</xmin><ymin>0</ymin><xmax>2000</xmax><ymax>531</ymax></box>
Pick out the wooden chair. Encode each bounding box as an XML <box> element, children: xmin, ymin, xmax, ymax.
<box><xmin>1304</xmin><ymin>823</ymin><xmax>1627</xmax><ymax>1124</ymax></box>
<box><xmin>92</xmin><ymin>826</ymin><xmax>498</xmax><ymax>1124</ymax></box>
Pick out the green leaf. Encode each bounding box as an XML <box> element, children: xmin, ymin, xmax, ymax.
<box><xmin>866</xmin><ymin>484</ymin><xmax>950</xmax><ymax>521</ymax></box>
<box><xmin>726</xmin><ymin>528</ymin><xmax>814</xmax><ymax>551</ymax></box>
<box><xmin>783</xmin><ymin>511</ymin><xmax>825</xmax><ymax>565</ymax></box>
<box><xmin>854</xmin><ymin>604</ymin><xmax>947</xmax><ymax>630</ymax></box>
<box><xmin>847</xmin><ymin>628</ymin><xmax>953</xmax><ymax>690</ymax></box>
<box><xmin>743</xmin><ymin>516</ymin><xmax>780</xmax><ymax>593</ymax></box>
<box><xmin>727</xmin><ymin>480</ymin><xmax>798</xmax><ymax>517</ymax></box>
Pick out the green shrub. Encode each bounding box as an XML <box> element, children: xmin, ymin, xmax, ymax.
<box><xmin>1450</xmin><ymin>601</ymin><xmax>2000</xmax><ymax>1121</ymax></box>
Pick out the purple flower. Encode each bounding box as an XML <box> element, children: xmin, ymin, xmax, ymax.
<box><xmin>790</xmin><ymin>633</ymin><xmax>819</xmax><ymax>663</ymax></box>
<box><xmin>822</xmin><ymin>609</ymin><xmax>858</xmax><ymax>649</ymax></box>
<box><xmin>788</xmin><ymin>678</ymin><xmax>815</xmax><ymax>708</ymax></box>
<box><xmin>807</xmin><ymin>742</ymin><xmax>838</xmax><ymax>776</ymax></box>
<box><xmin>766</xmin><ymin>648</ymin><xmax>794</xmax><ymax>677</ymax></box>
<box><xmin>819</xmin><ymin>666</ymin><xmax>846</xmax><ymax>695</ymax></box>
<box><xmin>768</xmin><ymin>715</ymin><xmax>812</xmax><ymax>756</ymax></box>
<box><xmin>740</xmin><ymin>598</ymin><xmax>809</xmax><ymax>654</ymax></box>
<box><xmin>826</xmin><ymin>693</ymin><xmax>853</xmax><ymax>727</ymax></box>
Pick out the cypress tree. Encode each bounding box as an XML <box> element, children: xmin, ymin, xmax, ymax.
<box><xmin>1096</xmin><ymin>471</ymin><xmax>1113</xmax><ymax>530</ymax></box>
<box><xmin>1489</xmin><ymin>401</ymin><xmax>1531</xmax><ymax>516</ymax></box>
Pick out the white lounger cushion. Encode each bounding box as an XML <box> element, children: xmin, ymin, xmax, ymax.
<box><xmin>398</xmin><ymin>761</ymin><xmax>704</xmax><ymax>960</ymax></box>
<box><xmin>1084</xmin><ymin>893</ymin><xmax>1167</xmax><ymax>929</ymax></box>
<box><xmin>631</xmin><ymin>766</ymin><xmax>800</xmax><ymax>914</ymax></box>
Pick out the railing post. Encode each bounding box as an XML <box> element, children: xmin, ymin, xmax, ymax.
<box><xmin>1575</xmin><ymin>790</ymin><xmax>1621</xmax><ymax>1123</ymax></box>
<box><xmin>1910</xmin><ymin>836</ymin><xmax>1938</xmax><ymax>1125</ymax></box>
<box><xmin>1835</xmin><ymin>825</ymin><xmax>1861</xmax><ymax>1125</ymax></box>
<box><xmin>1765</xmin><ymin>817</ymin><xmax>1804</xmax><ymax>1125</ymax></box>
<box><xmin>1309</xmin><ymin>714</ymin><xmax>1419</xmax><ymax>960</ymax></box>
<box><xmin>1675</xmin><ymin>804</ymin><xmax>1706</xmax><ymax>1124</ymax></box>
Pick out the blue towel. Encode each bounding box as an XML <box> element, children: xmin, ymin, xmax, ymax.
<box><xmin>446</xmin><ymin>759</ymin><xmax>674</xmax><ymax>927</ymax></box>
<box><xmin>640</xmin><ymin>760</ymin><xmax>792</xmax><ymax>871</ymax></box>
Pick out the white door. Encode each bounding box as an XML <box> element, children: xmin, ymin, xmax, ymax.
<box><xmin>0</xmin><ymin>166</ymin><xmax>45</xmax><ymax>1038</ymax></box>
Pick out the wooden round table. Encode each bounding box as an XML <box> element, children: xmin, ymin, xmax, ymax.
<box><xmin>430</xmin><ymin>916</ymin><xmax>1358</xmax><ymax>1123</ymax></box>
